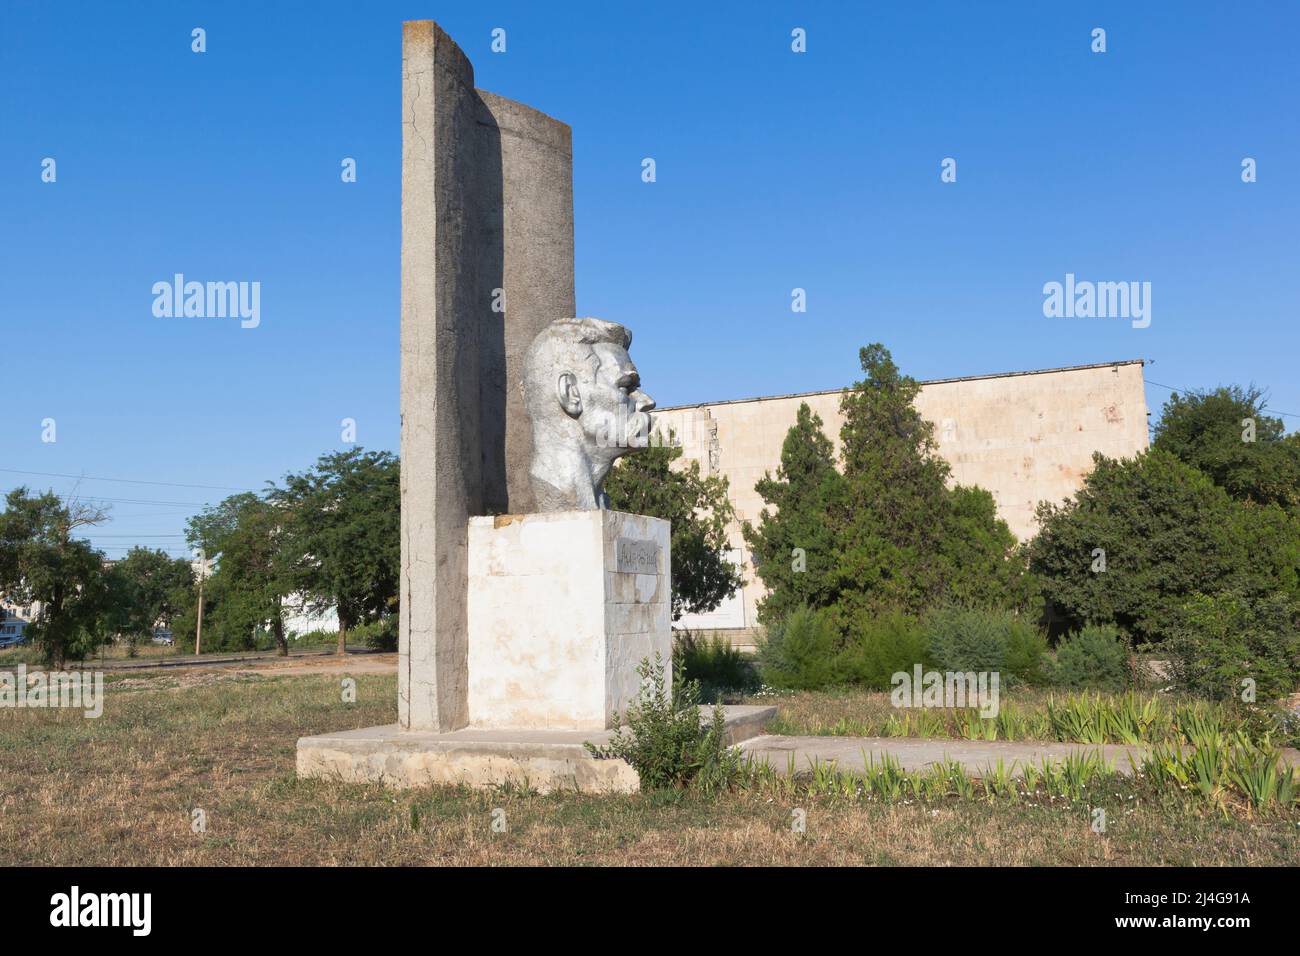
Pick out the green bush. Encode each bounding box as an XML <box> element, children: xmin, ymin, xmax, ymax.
<box><xmin>1004</xmin><ymin>619</ymin><xmax>1050</xmax><ymax>685</ymax></box>
<box><xmin>350</xmin><ymin>616</ymin><xmax>398</xmax><ymax>651</ymax></box>
<box><xmin>1166</xmin><ymin>591</ymin><xmax>1300</xmax><ymax>702</ymax></box>
<box><xmin>835</xmin><ymin>610</ymin><xmax>929</xmax><ymax>689</ymax></box>
<box><xmin>290</xmin><ymin>628</ymin><xmax>339</xmax><ymax>648</ymax></box>
<box><xmin>1050</xmin><ymin>625</ymin><xmax>1131</xmax><ymax>691</ymax></box>
<box><xmin>760</xmin><ymin>605</ymin><xmax>1052</xmax><ymax>692</ymax></box>
<box><xmin>585</xmin><ymin>655</ymin><xmax>740</xmax><ymax>792</ymax></box>
<box><xmin>757</xmin><ymin>606</ymin><xmax>839</xmax><ymax>689</ymax></box>
<box><xmin>674</xmin><ymin>630</ymin><xmax>757</xmax><ymax>698</ymax></box>
<box><xmin>284</xmin><ymin>620</ymin><xmax>396</xmax><ymax>651</ymax></box>
<box><xmin>925</xmin><ymin>606</ymin><xmax>1048</xmax><ymax>686</ymax></box>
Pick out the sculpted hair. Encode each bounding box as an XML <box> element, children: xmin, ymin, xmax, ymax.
<box><xmin>523</xmin><ymin>317</ymin><xmax>632</xmax><ymax>409</ymax></box>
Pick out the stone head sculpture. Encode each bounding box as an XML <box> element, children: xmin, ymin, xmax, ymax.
<box><xmin>523</xmin><ymin>317</ymin><xmax>656</xmax><ymax>511</ymax></box>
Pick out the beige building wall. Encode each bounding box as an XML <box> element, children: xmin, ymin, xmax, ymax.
<box><xmin>653</xmin><ymin>360</ymin><xmax>1150</xmax><ymax>641</ymax></box>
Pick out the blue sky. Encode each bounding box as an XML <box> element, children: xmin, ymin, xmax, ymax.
<box><xmin>2</xmin><ymin>0</ymin><xmax>1297</xmax><ymax>557</ymax></box>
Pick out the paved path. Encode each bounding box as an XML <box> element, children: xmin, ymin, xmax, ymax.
<box><xmin>739</xmin><ymin>735</ymin><xmax>1300</xmax><ymax>776</ymax></box>
<box><xmin>742</xmin><ymin>735</ymin><xmax>1152</xmax><ymax>777</ymax></box>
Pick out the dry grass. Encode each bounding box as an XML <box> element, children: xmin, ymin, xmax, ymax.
<box><xmin>0</xmin><ymin>642</ymin><xmax>185</xmax><ymax>666</ymax></box>
<box><xmin>1</xmin><ymin>672</ymin><xmax>1297</xmax><ymax>866</ymax></box>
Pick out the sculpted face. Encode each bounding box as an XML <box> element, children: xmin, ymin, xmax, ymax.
<box><xmin>524</xmin><ymin>317</ymin><xmax>655</xmax><ymax>512</ymax></box>
<box><xmin>562</xmin><ymin>342</ymin><xmax>656</xmax><ymax>461</ymax></box>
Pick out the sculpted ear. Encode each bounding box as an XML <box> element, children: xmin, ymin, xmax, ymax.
<box><xmin>556</xmin><ymin>372</ymin><xmax>582</xmax><ymax>418</ymax></box>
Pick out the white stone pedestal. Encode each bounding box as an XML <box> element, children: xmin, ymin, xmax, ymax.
<box><xmin>467</xmin><ymin>510</ymin><xmax>671</xmax><ymax>730</ymax></box>
<box><xmin>297</xmin><ymin>508</ymin><xmax>775</xmax><ymax>792</ymax></box>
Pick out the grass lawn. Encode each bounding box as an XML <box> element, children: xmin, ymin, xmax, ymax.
<box><xmin>1</xmin><ymin>671</ymin><xmax>1297</xmax><ymax>866</ymax></box>
<box><xmin>0</xmin><ymin>632</ymin><xmax>348</xmax><ymax>669</ymax></box>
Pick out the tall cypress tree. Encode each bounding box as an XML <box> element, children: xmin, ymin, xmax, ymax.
<box><xmin>748</xmin><ymin>343</ymin><xmax>1030</xmax><ymax>634</ymax></box>
<box><xmin>744</xmin><ymin>402</ymin><xmax>846</xmax><ymax>626</ymax></box>
<box><xmin>834</xmin><ymin>343</ymin><xmax>955</xmax><ymax>617</ymax></box>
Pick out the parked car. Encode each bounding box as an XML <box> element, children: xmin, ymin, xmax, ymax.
<box><xmin>151</xmin><ymin>628</ymin><xmax>175</xmax><ymax>646</ymax></box>
<box><xmin>0</xmin><ymin>631</ymin><xmax>30</xmax><ymax>649</ymax></box>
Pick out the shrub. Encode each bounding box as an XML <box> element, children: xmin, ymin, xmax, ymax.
<box><xmin>835</xmin><ymin>610</ymin><xmax>928</xmax><ymax>689</ymax></box>
<box><xmin>757</xmin><ymin>606</ymin><xmax>839</xmax><ymax>689</ymax></box>
<box><xmin>674</xmin><ymin>630</ymin><xmax>757</xmax><ymax>698</ymax></box>
<box><xmin>1004</xmin><ymin>618</ymin><xmax>1051</xmax><ymax>685</ymax></box>
<box><xmin>1050</xmin><ymin>625</ymin><xmax>1130</xmax><ymax>691</ymax></box>
<box><xmin>585</xmin><ymin>655</ymin><xmax>739</xmax><ymax>792</ymax></box>
<box><xmin>925</xmin><ymin>606</ymin><xmax>1048</xmax><ymax>686</ymax></box>
<box><xmin>1165</xmin><ymin>591</ymin><xmax>1300</xmax><ymax>702</ymax></box>
<box><xmin>290</xmin><ymin>628</ymin><xmax>339</xmax><ymax>648</ymax></box>
<box><xmin>351</xmin><ymin>616</ymin><xmax>398</xmax><ymax>651</ymax></box>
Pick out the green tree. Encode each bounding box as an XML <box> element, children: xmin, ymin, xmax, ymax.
<box><xmin>605</xmin><ymin>436</ymin><xmax>743</xmax><ymax>620</ymax></box>
<box><xmin>185</xmin><ymin>494</ymin><xmax>292</xmax><ymax>654</ymax></box>
<box><xmin>0</xmin><ymin>489</ymin><xmax>112</xmax><ymax>667</ymax></box>
<box><xmin>1028</xmin><ymin>449</ymin><xmax>1299</xmax><ymax>645</ymax></box>
<box><xmin>743</xmin><ymin>402</ymin><xmax>846</xmax><ymax>625</ymax></box>
<box><xmin>109</xmin><ymin>546</ymin><xmax>194</xmax><ymax>645</ymax></box>
<box><xmin>835</xmin><ymin>344</ymin><xmax>952</xmax><ymax>616</ymax></box>
<box><xmin>745</xmin><ymin>344</ymin><xmax>1031</xmax><ymax>642</ymax></box>
<box><xmin>937</xmin><ymin>485</ymin><xmax>1037</xmax><ymax>614</ymax></box>
<box><xmin>1153</xmin><ymin>385</ymin><xmax>1300</xmax><ymax>512</ymax></box>
<box><xmin>269</xmin><ymin>448</ymin><xmax>400</xmax><ymax>655</ymax></box>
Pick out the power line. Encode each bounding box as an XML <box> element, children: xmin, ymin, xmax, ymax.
<box><xmin>94</xmin><ymin>543</ymin><xmax>190</xmax><ymax>548</ymax></box>
<box><xmin>1144</xmin><ymin>379</ymin><xmax>1300</xmax><ymax>420</ymax></box>
<box><xmin>97</xmin><ymin>547</ymin><xmax>191</xmax><ymax>554</ymax></box>
<box><xmin>93</xmin><ymin>541</ymin><xmax>190</xmax><ymax>547</ymax></box>
<box><xmin>0</xmin><ymin>468</ymin><xmax>256</xmax><ymax>493</ymax></box>
<box><xmin>1</xmin><ymin>487</ymin><xmax>209</xmax><ymax>507</ymax></box>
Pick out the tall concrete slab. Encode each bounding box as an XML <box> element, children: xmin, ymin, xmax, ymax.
<box><xmin>477</xmin><ymin>92</ymin><xmax>576</xmax><ymax>513</ymax></box>
<box><xmin>399</xmin><ymin>21</ymin><xmax>480</xmax><ymax>733</ymax></box>
<box><xmin>400</xmin><ymin>20</ymin><xmax>575</xmax><ymax>731</ymax></box>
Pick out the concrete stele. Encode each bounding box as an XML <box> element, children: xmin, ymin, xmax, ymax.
<box><xmin>399</xmin><ymin>20</ymin><xmax>575</xmax><ymax>732</ymax></box>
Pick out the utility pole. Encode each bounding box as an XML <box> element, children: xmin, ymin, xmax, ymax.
<box><xmin>194</xmin><ymin>549</ymin><xmax>208</xmax><ymax>656</ymax></box>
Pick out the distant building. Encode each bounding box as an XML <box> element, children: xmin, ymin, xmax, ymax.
<box><xmin>0</xmin><ymin>598</ymin><xmax>39</xmax><ymax>645</ymax></box>
<box><xmin>281</xmin><ymin>595</ymin><xmax>339</xmax><ymax>637</ymax></box>
<box><xmin>653</xmin><ymin>359</ymin><xmax>1150</xmax><ymax>646</ymax></box>
<box><xmin>191</xmin><ymin>550</ymin><xmax>340</xmax><ymax>640</ymax></box>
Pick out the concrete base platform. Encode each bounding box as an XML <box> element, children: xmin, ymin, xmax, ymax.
<box><xmin>297</xmin><ymin>705</ymin><xmax>776</xmax><ymax>794</ymax></box>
